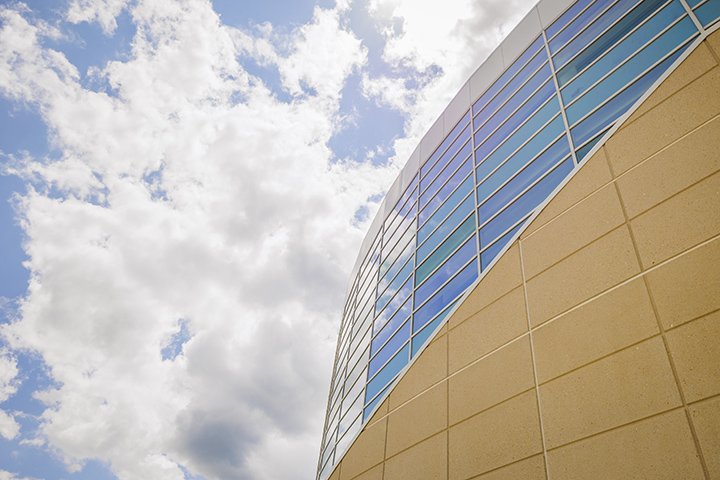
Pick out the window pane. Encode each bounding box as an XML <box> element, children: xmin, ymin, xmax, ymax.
<box><xmin>571</xmin><ymin>45</ymin><xmax>687</xmax><ymax>146</ymax></box>
<box><xmin>420</xmin><ymin>127</ymin><xmax>471</xmax><ymax>192</ymax></box>
<box><xmin>418</xmin><ymin>158</ymin><xmax>473</xmax><ymax>225</ymax></box>
<box><xmin>696</xmin><ymin>0</ymin><xmax>720</xmax><ymax>27</ymax></box>
<box><xmin>575</xmin><ymin>129</ymin><xmax>607</xmax><ymax>161</ymax></box>
<box><xmin>365</xmin><ymin>343</ymin><xmax>409</xmax><ymax>402</ymax></box>
<box><xmin>549</xmin><ymin>0</ymin><xmax>612</xmax><ymax>54</ymax></box>
<box><xmin>375</xmin><ymin>258</ymin><xmax>413</xmax><ymax>314</ymax></box>
<box><xmin>481</xmin><ymin>220</ymin><xmax>527</xmax><ymax>270</ymax></box>
<box><xmin>479</xmin><ymin>139</ymin><xmax>570</xmax><ymax>220</ymax></box>
<box><xmin>416</xmin><ymin>214</ymin><xmax>476</xmax><ymax>285</ymax></box>
<box><xmin>419</xmin><ymin>140</ymin><xmax>472</xmax><ymax>210</ymax></box>
<box><xmin>413</xmin><ymin>260</ymin><xmax>478</xmax><ymax>332</ymax></box>
<box><xmin>478</xmin><ymin>98</ymin><xmax>561</xmax><ymax>186</ymax></box>
<box><xmin>547</xmin><ymin>0</ymin><xmax>594</xmax><ymax>39</ymax></box>
<box><xmin>477</xmin><ymin>115</ymin><xmax>565</xmax><ymax>186</ymax></box>
<box><xmin>558</xmin><ymin>0</ymin><xmax>682</xmax><ymax>89</ymax></box>
<box><xmin>472</xmin><ymin>36</ymin><xmax>544</xmax><ymax>115</ymax></box>
<box><xmin>554</xmin><ymin>0</ymin><xmax>643</xmax><ymax>69</ymax></box>
<box><xmin>480</xmin><ymin>158</ymin><xmax>574</xmax><ymax>248</ymax></box>
<box><xmin>474</xmin><ymin>66</ymin><xmax>552</xmax><ymax>144</ymax></box>
<box><xmin>417</xmin><ymin>194</ymin><xmax>474</xmax><ymax>264</ymax></box>
<box><xmin>421</xmin><ymin>112</ymin><xmax>471</xmax><ymax>177</ymax></box>
<box><xmin>473</xmin><ymin>49</ymin><xmax>548</xmax><ymax>129</ymax></box>
<box><xmin>368</xmin><ymin>318</ymin><xmax>410</xmax><ymax>377</ymax></box>
<box><xmin>418</xmin><ymin>174</ymin><xmax>473</xmax><ymax>244</ymax></box>
<box><xmin>566</xmin><ymin>17</ymin><xmax>697</xmax><ymax>125</ymax></box>
<box><xmin>411</xmin><ymin>299</ymin><xmax>458</xmax><ymax>355</ymax></box>
<box><xmin>415</xmin><ymin>236</ymin><xmax>475</xmax><ymax>306</ymax></box>
<box><xmin>372</xmin><ymin>296</ymin><xmax>411</xmax><ymax>350</ymax></box>
<box><xmin>475</xmin><ymin>81</ymin><xmax>555</xmax><ymax>162</ymax></box>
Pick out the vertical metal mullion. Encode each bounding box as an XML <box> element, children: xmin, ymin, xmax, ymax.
<box><xmin>678</xmin><ymin>0</ymin><xmax>707</xmax><ymax>34</ymax></box>
<box><xmin>541</xmin><ymin>29</ymin><xmax>579</xmax><ymax>166</ymax></box>
<box><xmin>470</xmin><ymin>110</ymin><xmax>483</xmax><ymax>274</ymax></box>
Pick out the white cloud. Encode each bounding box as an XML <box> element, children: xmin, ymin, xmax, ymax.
<box><xmin>0</xmin><ymin>349</ymin><xmax>20</xmax><ymax>440</ymax></box>
<box><xmin>0</xmin><ymin>0</ymin><xmax>394</xmax><ymax>479</ymax></box>
<box><xmin>364</xmin><ymin>0</ymin><xmax>537</xmax><ymax>163</ymax></box>
<box><xmin>66</xmin><ymin>0</ymin><xmax>131</xmax><ymax>35</ymax></box>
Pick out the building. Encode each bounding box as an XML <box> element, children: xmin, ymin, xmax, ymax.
<box><xmin>318</xmin><ymin>0</ymin><xmax>720</xmax><ymax>478</ymax></box>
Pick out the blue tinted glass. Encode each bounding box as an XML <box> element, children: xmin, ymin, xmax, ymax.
<box><xmin>571</xmin><ymin>46</ymin><xmax>687</xmax><ymax>146</ymax></box>
<box><xmin>576</xmin><ymin>129</ymin><xmax>608</xmax><ymax>161</ymax></box>
<box><xmin>481</xmin><ymin>221</ymin><xmax>527</xmax><ymax>270</ymax></box>
<box><xmin>480</xmin><ymin>159</ymin><xmax>574</xmax><ymax>248</ymax></box>
<box><xmin>380</xmin><ymin>225</ymin><xmax>414</xmax><ymax>277</ymax></box>
<box><xmin>477</xmin><ymin>98</ymin><xmax>561</xmax><ymax>181</ymax></box>
<box><xmin>554</xmin><ymin>0</ymin><xmax>643</xmax><ymax>69</ymax></box>
<box><xmin>419</xmin><ymin>158</ymin><xmax>473</xmax><ymax>225</ymax></box>
<box><xmin>363</xmin><ymin>383</ymin><xmax>391</xmax><ymax>420</ymax></box>
<box><xmin>477</xmin><ymin>115</ymin><xmax>565</xmax><ymax>186</ymax></box>
<box><xmin>411</xmin><ymin>299</ymin><xmax>458</xmax><ymax>356</ymax></box>
<box><xmin>415</xmin><ymin>237</ymin><xmax>475</xmax><ymax>305</ymax></box>
<box><xmin>686</xmin><ymin>0</ymin><xmax>702</xmax><ymax>5</ymax></box>
<box><xmin>558</xmin><ymin>0</ymin><xmax>678</xmax><ymax>89</ymax></box>
<box><xmin>384</xmin><ymin>192</ymin><xmax>417</xmax><ymax>241</ymax></box>
<box><xmin>419</xmin><ymin>140</ymin><xmax>472</xmax><ymax>209</ymax></box>
<box><xmin>368</xmin><ymin>319</ymin><xmax>410</xmax><ymax>377</ymax></box>
<box><xmin>473</xmin><ymin>49</ymin><xmax>548</xmax><ymax>129</ymax></box>
<box><xmin>421</xmin><ymin>112</ymin><xmax>471</xmax><ymax>177</ymax></box>
<box><xmin>413</xmin><ymin>261</ymin><xmax>478</xmax><ymax>332</ymax></box>
<box><xmin>547</xmin><ymin>0</ymin><xmax>594</xmax><ymax>39</ymax></box>
<box><xmin>420</xmin><ymin>127</ymin><xmax>471</xmax><ymax>191</ymax></box>
<box><xmin>475</xmin><ymin>82</ymin><xmax>555</xmax><ymax>162</ymax></box>
<box><xmin>472</xmin><ymin>36</ymin><xmax>544</xmax><ymax>115</ymax></box>
<box><xmin>365</xmin><ymin>343</ymin><xmax>409</xmax><ymax>402</ymax></box>
<box><xmin>417</xmin><ymin>195</ymin><xmax>474</xmax><ymax>264</ymax></box>
<box><xmin>376</xmin><ymin>258</ymin><xmax>413</xmax><ymax>313</ymax></box>
<box><xmin>372</xmin><ymin>293</ymin><xmax>410</xmax><ymax>342</ymax></box>
<box><xmin>474</xmin><ymin>65</ymin><xmax>552</xmax><ymax>137</ymax></box>
<box><xmin>696</xmin><ymin>0</ymin><xmax>720</xmax><ymax>26</ymax></box>
<box><xmin>378</xmin><ymin>239</ymin><xmax>413</xmax><ymax>291</ymax></box>
<box><xmin>416</xmin><ymin>215</ymin><xmax>476</xmax><ymax>284</ymax></box>
<box><xmin>566</xmin><ymin>17</ymin><xmax>697</xmax><ymax>125</ymax></box>
<box><xmin>560</xmin><ymin>0</ymin><xmax>685</xmax><ymax>98</ymax></box>
<box><xmin>549</xmin><ymin>0</ymin><xmax>611</xmax><ymax>53</ymax></box>
<box><xmin>384</xmin><ymin>176</ymin><xmax>418</xmax><ymax>230</ymax></box>
<box><xmin>374</xmin><ymin>275</ymin><xmax>411</xmax><ymax>326</ymax></box>
<box><xmin>479</xmin><ymin>139</ymin><xmax>570</xmax><ymax>219</ymax></box>
<box><xmin>418</xmin><ymin>174</ymin><xmax>473</xmax><ymax>244</ymax></box>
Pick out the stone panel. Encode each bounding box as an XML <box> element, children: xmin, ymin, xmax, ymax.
<box><xmin>521</xmin><ymin>183</ymin><xmax>625</xmax><ymax>280</ymax></box>
<box><xmin>339</xmin><ymin>418</ymin><xmax>387</xmax><ymax>480</ymax></box>
<box><xmin>448</xmin><ymin>391</ymin><xmax>542</xmax><ymax>479</ymax></box>
<box><xmin>690</xmin><ymin>395</ymin><xmax>720</xmax><ymax>479</ymax></box>
<box><xmin>547</xmin><ymin>409</ymin><xmax>705</xmax><ymax>480</ymax></box>
<box><xmin>448</xmin><ymin>287</ymin><xmax>527</xmax><ymax>373</ymax></box>
<box><xmin>645</xmin><ymin>237</ymin><xmax>720</xmax><ymax>329</ymax></box>
<box><xmin>525</xmin><ymin>226</ymin><xmax>640</xmax><ymax>326</ymax></box>
<box><xmin>389</xmin><ymin>333</ymin><xmax>447</xmax><ymax>409</ymax></box>
<box><xmin>385</xmin><ymin>381</ymin><xmax>447</xmax><ymax>458</ymax></box>
<box><xmin>384</xmin><ymin>432</ymin><xmax>447</xmax><ymax>480</ymax></box>
<box><xmin>532</xmin><ymin>278</ymin><xmax>658</xmax><ymax>384</ymax></box>
<box><xmin>539</xmin><ymin>337</ymin><xmax>681</xmax><ymax>448</ymax></box>
<box><xmin>666</xmin><ymin>310</ymin><xmax>720</xmax><ymax>403</ymax></box>
<box><xmin>449</xmin><ymin>336</ymin><xmax>534</xmax><ymax>425</ymax></box>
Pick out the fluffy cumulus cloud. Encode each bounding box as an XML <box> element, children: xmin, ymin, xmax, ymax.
<box><xmin>363</xmin><ymin>0</ymin><xmax>537</xmax><ymax>161</ymax></box>
<box><xmin>0</xmin><ymin>349</ymin><xmax>20</xmax><ymax>440</ymax></box>
<box><xmin>0</xmin><ymin>0</ymin><xmax>535</xmax><ymax>478</ymax></box>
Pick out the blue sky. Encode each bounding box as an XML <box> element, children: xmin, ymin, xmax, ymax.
<box><xmin>0</xmin><ymin>0</ymin><xmax>530</xmax><ymax>478</ymax></box>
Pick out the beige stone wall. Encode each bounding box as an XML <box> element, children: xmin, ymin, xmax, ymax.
<box><xmin>328</xmin><ymin>31</ymin><xmax>720</xmax><ymax>480</ymax></box>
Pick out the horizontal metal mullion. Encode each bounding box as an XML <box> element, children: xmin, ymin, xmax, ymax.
<box><xmin>547</xmin><ymin>0</ymin><xmax>598</xmax><ymax>44</ymax></box>
<box><xmin>552</xmin><ymin>0</ymin><xmax>624</xmax><ymax>63</ymax></box>
<box><xmin>416</xmin><ymin>210</ymin><xmax>476</xmax><ymax>273</ymax></box>
<box><xmin>412</xmin><ymin>255</ymin><xmax>476</xmax><ymax>313</ymax></box>
<box><xmin>420</xmin><ymin>122</ymin><xmax>471</xmax><ymax>182</ymax></box>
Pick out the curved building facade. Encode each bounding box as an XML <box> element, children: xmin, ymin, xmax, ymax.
<box><xmin>318</xmin><ymin>1</ymin><xmax>720</xmax><ymax>478</ymax></box>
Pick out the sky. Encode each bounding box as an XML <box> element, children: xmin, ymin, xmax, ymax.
<box><xmin>0</xmin><ymin>0</ymin><xmax>535</xmax><ymax>479</ymax></box>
